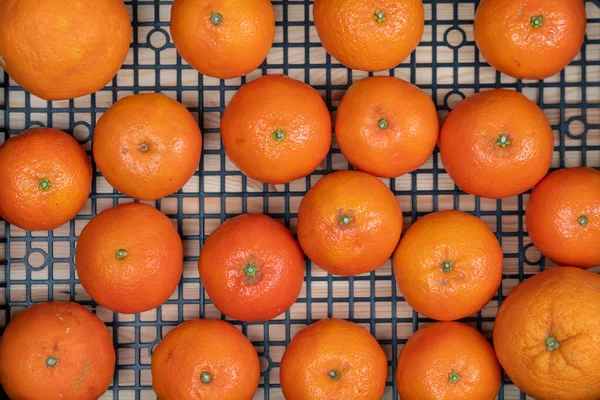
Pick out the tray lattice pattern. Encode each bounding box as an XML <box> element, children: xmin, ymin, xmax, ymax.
<box><xmin>1</xmin><ymin>1</ymin><xmax>600</xmax><ymax>399</ymax></box>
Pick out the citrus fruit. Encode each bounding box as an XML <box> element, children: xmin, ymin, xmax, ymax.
<box><xmin>0</xmin><ymin>128</ymin><xmax>92</xmax><ymax>231</ymax></box>
<box><xmin>0</xmin><ymin>0</ymin><xmax>131</xmax><ymax>100</ymax></box>
<box><xmin>335</xmin><ymin>76</ymin><xmax>439</xmax><ymax>178</ymax></box>
<box><xmin>440</xmin><ymin>89</ymin><xmax>554</xmax><ymax>199</ymax></box>
<box><xmin>526</xmin><ymin>167</ymin><xmax>600</xmax><ymax>269</ymax></box>
<box><xmin>198</xmin><ymin>213</ymin><xmax>305</xmax><ymax>322</ymax></box>
<box><xmin>494</xmin><ymin>267</ymin><xmax>600</xmax><ymax>400</ymax></box>
<box><xmin>397</xmin><ymin>322</ymin><xmax>501</xmax><ymax>400</ymax></box>
<box><xmin>474</xmin><ymin>0</ymin><xmax>586</xmax><ymax>80</ymax></box>
<box><xmin>75</xmin><ymin>203</ymin><xmax>183</xmax><ymax>314</ymax></box>
<box><xmin>171</xmin><ymin>0</ymin><xmax>275</xmax><ymax>79</ymax></box>
<box><xmin>280</xmin><ymin>318</ymin><xmax>387</xmax><ymax>400</ymax></box>
<box><xmin>393</xmin><ymin>210</ymin><xmax>503</xmax><ymax>321</ymax></box>
<box><xmin>93</xmin><ymin>93</ymin><xmax>202</xmax><ymax>200</ymax></box>
<box><xmin>221</xmin><ymin>74</ymin><xmax>332</xmax><ymax>184</ymax></box>
<box><xmin>0</xmin><ymin>302</ymin><xmax>115</xmax><ymax>400</ymax></box>
<box><xmin>151</xmin><ymin>319</ymin><xmax>260</xmax><ymax>400</ymax></box>
<box><xmin>313</xmin><ymin>0</ymin><xmax>424</xmax><ymax>71</ymax></box>
<box><xmin>297</xmin><ymin>170</ymin><xmax>402</xmax><ymax>276</ymax></box>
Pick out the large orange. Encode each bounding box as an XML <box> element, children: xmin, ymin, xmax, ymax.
<box><xmin>75</xmin><ymin>203</ymin><xmax>183</xmax><ymax>314</ymax></box>
<box><xmin>393</xmin><ymin>210</ymin><xmax>503</xmax><ymax>321</ymax></box>
<box><xmin>494</xmin><ymin>267</ymin><xmax>600</xmax><ymax>400</ymax></box>
<box><xmin>0</xmin><ymin>128</ymin><xmax>92</xmax><ymax>231</ymax></box>
<box><xmin>526</xmin><ymin>167</ymin><xmax>600</xmax><ymax>269</ymax></box>
<box><xmin>440</xmin><ymin>89</ymin><xmax>554</xmax><ymax>199</ymax></box>
<box><xmin>280</xmin><ymin>318</ymin><xmax>387</xmax><ymax>400</ymax></box>
<box><xmin>171</xmin><ymin>0</ymin><xmax>275</xmax><ymax>79</ymax></box>
<box><xmin>0</xmin><ymin>0</ymin><xmax>131</xmax><ymax>100</ymax></box>
<box><xmin>475</xmin><ymin>0</ymin><xmax>586</xmax><ymax>80</ymax></box>
<box><xmin>297</xmin><ymin>170</ymin><xmax>402</xmax><ymax>276</ymax></box>
<box><xmin>198</xmin><ymin>213</ymin><xmax>305</xmax><ymax>322</ymax></box>
<box><xmin>93</xmin><ymin>93</ymin><xmax>202</xmax><ymax>200</ymax></box>
<box><xmin>335</xmin><ymin>76</ymin><xmax>439</xmax><ymax>178</ymax></box>
<box><xmin>0</xmin><ymin>302</ymin><xmax>115</xmax><ymax>400</ymax></box>
<box><xmin>221</xmin><ymin>75</ymin><xmax>331</xmax><ymax>184</ymax></box>
<box><xmin>397</xmin><ymin>322</ymin><xmax>501</xmax><ymax>400</ymax></box>
<box><xmin>152</xmin><ymin>319</ymin><xmax>260</xmax><ymax>400</ymax></box>
<box><xmin>313</xmin><ymin>0</ymin><xmax>424</xmax><ymax>71</ymax></box>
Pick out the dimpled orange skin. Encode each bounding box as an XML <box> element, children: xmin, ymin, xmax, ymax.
<box><xmin>336</xmin><ymin>76</ymin><xmax>439</xmax><ymax>178</ymax></box>
<box><xmin>75</xmin><ymin>203</ymin><xmax>183</xmax><ymax>314</ymax></box>
<box><xmin>494</xmin><ymin>267</ymin><xmax>600</xmax><ymax>400</ymax></box>
<box><xmin>0</xmin><ymin>128</ymin><xmax>92</xmax><ymax>231</ymax></box>
<box><xmin>221</xmin><ymin>75</ymin><xmax>332</xmax><ymax>184</ymax></box>
<box><xmin>394</xmin><ymin>210</ymin><xmax>503</xmax><ymax>321</ymax></box>
<box><xmin>440</xmin><ymin>89</ymin><xmax>554</xmax><ymax>199</ymax></box>
<box><xmin>0</xmin><ymin>302</ymin><xmax>115</xmax><ymax>400</ymax></box>
<box><xmin>397</xmin><ymin>322</ymin><xmax>501</xmax><ymax>400</ymax></box>
<box><xmin>526</xmin><ymin>167</ymin><xmax>600</xmax><ymax>269</ymax></box>
<box><xmin>93</xmin><ymin>93</ymin><xmax>202</xmax><ymax>200</ymax></box>
<box><xmin>171</xmin><ymin>0</ymin><xmax>275</xmax><ymax>79</ymax></box>
<box><xmin>280</xmin><ymin>318</ymin><xmax>387</xmax><ymax>400</ymax></box>
<box><xmin>152</xmin><ymin>319</ymin><xmax>260</xmax><ymax>400</ymax></box>
<box><xmin>313</xmin><ymin>0</ymin><xmax>424</xmax><ymax>71</ymax></box>
<box><xmin>0</xmin><ymin>0</ymin><xmax>131</xmax><ymax>101</ymax></box>
<box><xmin>297</xmin><ymin>170</ymin><xmax>402</xmax><ymax>276</ymax></box>
<box><xmin>198</xmin><ymin>214</ymin><xmax>305</xmax><ymax>322</ymax></box>
<box><xmin>474</xmin><ymin>0</ymin><xmax>586</xmax><ymax>80</ymax></box>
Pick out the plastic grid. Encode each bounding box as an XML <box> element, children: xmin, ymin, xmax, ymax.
<box><xmin>1</xmin><ymin>1</ymin><xmax>599</xmax><ymax>399</ymax></box>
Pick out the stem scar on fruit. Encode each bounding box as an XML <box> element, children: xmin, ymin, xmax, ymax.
<box><xmin>448</xmin><ymin>370</ymin><xmax>460</xmax><ymax>384</ymax></box>
<box><xmin>272</xmin><ymin>128</ymin><xmax>286</xmax><ymax>142</ymax></box>
<box><xmin>243</xmin><ymin>261</ymin><xmax>258</xmax><ymax>278</ymax></box>
<box><xmin>39</xmin><ymin>178</ymin><xmax>52</xmax><ymax>191</ymax></box>
<box><xmin>329</xmin><ymin>370</ymin><xmax>340</xmax><ymax>381</ymax></box>
<box><xmin>210</xmin><ymin>11</ymin><xmax>223</xmax><ymax>26</ymax></box>
<box><xmin>139</xmin><ymin>142</ymin><xmax>149</xmax><ymax>152</ymax></box>
<box><xmin>578</xmin><ymin>216</ymin><xmax>589</xmax><ymax>227</ymax></box>
<box><xmin>496</xmin><ymin>134</ymin><xmax>511</xmax><ymax>148</ymax></box>
<box><xmin>374</xmin><ymin>9</ymin><xmax>385</xmax><ymax>23</ymax></box>
<box><xmin>545</xmin><ymin>334</ymin><xmax>560</xmax><ymax>352</ymax></box>
<box><xmin>336</xmin><ymin>209</ymin><xmax>355</xmax><ymax>229</ymax></box>
<box><xmin>377</xmin><ymin>118</ymin><xmax>388</xmax><ymax>129</ymax></box>
<box><xmin>200</xmin><ymin>371</ymin><xmax>212</xmax><ymax>384</ymax></box>
<box><xmin>116</xmin><ymin>249</ymin><xmax>128</xmax><ymax>259</ymax></box>
<box><xmin>46</xmin><ymin>356</ymin><xmax>58</xmax><ymax>368</ymax></box>
<box><xmin>441</xmin><ymin>260</ymin><xmax>453</xmax><ymax>273</ymax></box>
<box><xmin>531</xmin><ymin>15</ymin><xmax>543</xmax><ymax>28</ymax></box>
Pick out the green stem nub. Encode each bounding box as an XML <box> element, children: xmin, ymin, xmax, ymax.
<box><xmin>243</xmin><ymin>261</ymin><xmax>257</xmax><ymax>278</ymax></box>
<box><xmin>531</xmin><ymin>15</ymin><xmax>543</xmax><ymax>28</ymax></box>
<box><xmin>377</xmin><ymin>118</ymin><xmax>388</xmax><ymax>129</ymax></box>
<box><xmin>329</xmin><ymin>370</ymin><xmax>340</xmax><ymax>381</ymax></box>
<box><xmin>210</xmin><ymin>11</ymin><xmax>223</xmax><ymax>25</ymax></box>
<box><xmin>200</xmin><ymin>371</ymin><xmax>212</xmax><ymax>384</ymax></box>
<box><xmin>272</xmin><ymin>129</ymin><xmax>286</xmax><ymax>142</ymax></box>
<box><xmin>46</xmin><ymin>356</ymin><xmax>58</xmax><ymax>368</ymax></box>
<box><xmin>441</xmin><ymin>260</ymin><xmax>453</xmax><ymax>273</ymax></box>
<box><xmin>116</xmin><ymin>249</ymin><xmax>128</xmax><ymax>259</ymax></box>
<box><xmin>39</xmin><ymin>178</ymin><xmax>52</xmax><ymax>191</ymax></box>
<box><xmin>545</xmin><ymin>335</ymin><xmax>560</xmax><ymax>352</ymax></box>
<box><xmin>578</xmin><ymin>216</ymin><xmax>589</xmax><ymax>227</ymax></box>
<box><xmin>448</xmin><ymin>370</ymin><xmax>460</xmax><ymax>384</ymax></box>
<box><xmin>340</xmin><ymin>215</ymin><xmax>351</xmax><ymax>225</ymax></box>
<box><xmin>374</xmin><ymin>10</ymin><xmax>385</xmax><ymax>23</ymax></box>
<box><xmin>496</xmin><ymin>134</ymin><xmax>511</xmax><ymax>148</ymax></box>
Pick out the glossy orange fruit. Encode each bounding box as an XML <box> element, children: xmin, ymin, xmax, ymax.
<box><xmin>280</xmin><ymin>318</ymin><xmax>387</xmax><ymax>400</ymax></box>
<box><xmin>152</xmin><ymin>319</ymin><xmax>260</xmax><ymax>400</ymax></box>
<box><xmin>475</xmin><ymin>0</ymin><xmax>586</xmax><ymax>80</ymax></box>
<box><xmin>526</xmin><ymin>167</ymin><xmax>600</xmax><ymax>269</ymax></box>
<box><xmin>440</xmin><ymin>89</ymin><xmax>554</xmax><ymax>199</ymax></box>
<box><xmin>93</xmin><ymin>93</ymin><xmax>202</xmax><ymax>200</ymax></box>
<box><xmin>494</xmin><ymin>267</ymin><xmax>600</xmax><ymax>400</ymax></box>
<box><xmin>0</xmin><ymin>302</ymin><xmax>115</xmax><ymax>400</ymax></box>
<box><xmin>336</xmin><ymin>76</ymin><xmax>439</xmax><ymax>178</ymax></box>
<box><xmin>297</xmin><ymin>170</ymin><xmax>402</xmax><ymax>276</ymax></box>
<box><xmin>171</xmin><ymin>0</ymin><xmax>275</xmax><ymax>79</ymax></box>
<box><xmin>76</xmin><ymin>203</ymin><xmax>183</xmax><ymax>314</ymax></box>
<box><xmin>221</xmin><ymin>75</ymin><xmax>332</xmax><ymax>184</ymax></box>
<box><xmin>313</xmin><ymin>0</ymin><xmax>424</xmax><ymax>71</ymax></box>
<box><xmin>0</xmin><ymin>0</ymin><xmax>131</xmax><ymax>100</ymax></box>
<box><xmin>0</xmin><ymin>128</ymin><xmax>92</xmax><ymax>231</ymax></box>
<box><xmin>394</xmin><ymin>210</ymin><xmax>503</xmax><ymax>321</ymax></box>
<box><xmin>397</xmin><ymin>322</ymin><xmax>501</xmax><ymax>400</ymax></box>
<box><xmin>198</xmin><ymin>214</ymin><xmax>304</xmax><ymax>322</ymax></box>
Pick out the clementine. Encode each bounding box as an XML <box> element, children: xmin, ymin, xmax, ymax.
<box><xmin>0</xmin><ymin>302</ymin><xmax>115</xmax><ymax>400</ymax></box>
<box><xmin>526</xmin><ymin>167</ymin><xmax>600</xmax><ymax>269</ymax></box>
<box><xmin>171</xmin><ymin>0</ymin><xmax>275</xmax><ymax>79</ymax></box>
<box><xmin>75</xmin><ymin>203</ymin><xmax>183</xmax><ymax>314</ymax></box>
<box><xmin>152</xmin><ymin>319</ymin><xmax>260</xmax><ymax>400</ymax></box>
<box><xmin>280</xmin><ymin>318</ymin><xmax>387</xmax><ymax>400</ymax></box>
<box><xmin>494</xmin><ymin>267</ymin><xmax>600</xmax><ymax>400</ymax></box>
<box><xmin>336</xmin><ymin>76</ymin><xmax>439</xmax><ymax>178</ymax></box>
<box><xmin>93</xmin><ymin>93</ymin><xmax>202</xmax><ymax>200</ymax></box>
<box><xmin>440</xmin><ymin>89</ymin><xmax>554</xmax><ymax>199</ymax></box>
<box><xmin>313</xmin><ymin>0</ymin><xmax>424</xmax><ymax>71</ymax></box>
<box><xmin>393</xmin><ymin>210</ymin><xmax>503</xmax><ymax>321</ymax></box>
<box><xmin>0</xmin><ymin>0</ymin><xmax>131</xmax><ymax>100</ymax></box>
<box><xmin>475</xmin><ymin>0</ymin><xmax>587</xmax><ymax>80</ymax></box>
<box><xmin>297</xmin><ymin>170</ymin><xmax>402</xmax><ymax>276</ymax></box>
<box><xmin>0</xmin><ymin>128</ymin><xmax>92</xmax><ymax>231</ymax></box>
<box><xmin>221</xmin><ymin>75</ymin><xmax>332</xmax><ymax>184</ymax></box>
<box><xmin>397</xmin><ymin>322</ymin><xmax>501</xmax><ymax>400</ymax></box>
